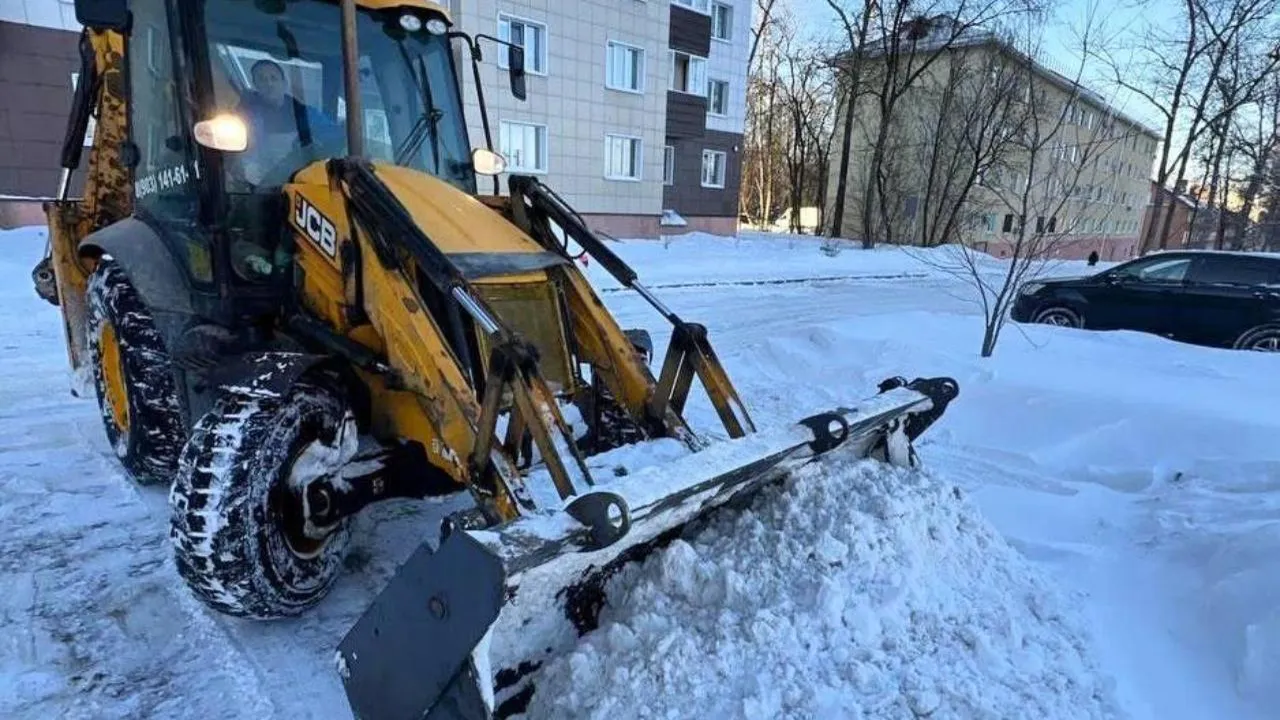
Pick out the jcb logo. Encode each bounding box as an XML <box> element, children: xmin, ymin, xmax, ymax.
<box><xmin>294</xmin><ymin>196</ymin><xmax>337</xmax><ymax>258</ymax></box>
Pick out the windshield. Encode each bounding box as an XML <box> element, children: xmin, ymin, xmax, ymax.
<box><xmin>202</xmin><ymin>0</ymin><xmax>474</xmax><ymax>194</ymax></box>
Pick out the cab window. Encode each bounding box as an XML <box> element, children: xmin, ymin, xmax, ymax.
<box><xmin>1187</xmin><ymin>256</ymin><xmax>1280</xmax><ymax>286</ymax></box>
<box><xmin>129</xmin><ymin>0</ymin><xmax>198</xmax><ymax>223</ymax></box>
<box><xmin>1114</xmin><ymin>256</ymin><xmax>1192</xmax><ymax>283</ymax></box>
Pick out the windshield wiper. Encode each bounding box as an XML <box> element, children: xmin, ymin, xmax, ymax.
<box><xmin>393</xmin><ymin>47</ymin><xmax>443</xmax><ymax>170</ymax></box>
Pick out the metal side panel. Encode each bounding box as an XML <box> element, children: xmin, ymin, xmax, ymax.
<box><xmin>338</xmin><ymin>531</ymin><xmax>507</xmax><ymax>720</ymax></box>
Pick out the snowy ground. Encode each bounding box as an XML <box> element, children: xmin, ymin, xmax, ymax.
<box><xmin>1</xmin><ymin>227</ymin><xmax>1276</xmax><ymax>720</ymax></box>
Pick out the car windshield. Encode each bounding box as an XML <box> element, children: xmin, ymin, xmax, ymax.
<box><xmin>202</xmin><ymin>0</ymin><xmax>474</xmax><ymax>194</ymax></box>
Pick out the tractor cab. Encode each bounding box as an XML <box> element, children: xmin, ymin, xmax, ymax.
<box><xmin>65</xmin><ymin>0</ymin><xmax>524</xmax><ymax>322</ymax></box>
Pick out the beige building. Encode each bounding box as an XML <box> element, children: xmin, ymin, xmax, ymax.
<box><xmin>826</xmin><ymin>18</ymin><xmax>1161</xmax><ymax>261</ymax></box>
<box><xmin>450</xmin><ymin>0</ymin><xmax>751</xmax><ymax>238</ymax></box>
<box><xmin>1</xmin><ymin>0</ymin><xmax>752</xmax><ymax>237</ymax></box>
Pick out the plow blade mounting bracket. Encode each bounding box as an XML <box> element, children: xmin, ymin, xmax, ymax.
<box><xmin>338</xmin><ymin>532</ymin><xmax>506</xmax><ymax>720</ymax></box>
<box><xmin>565</xmin><ymin>491</ymin><xmax>630</xmax><ymax>550</ymax></box>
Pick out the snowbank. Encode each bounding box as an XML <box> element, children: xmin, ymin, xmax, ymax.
<box><xmin>526</xmin><ymin>459</ymin><xmax>1121</xmax><ymax>720</ymax></box>
<box><xmin>587</xmin><ymin>230</ymin><xmax>1114</xmax><ymax>291</ymax></box>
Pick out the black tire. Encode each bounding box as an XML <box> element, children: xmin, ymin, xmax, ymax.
<box><xmin>1233</xmin><ymin>324</ymin><xmax>1280</xmax><ymax>352</ymax></box>
<box><xmin>1031</xmin><ymin>305</ymin><xmax>1084</xmax><ymax>329</ymax></box>
<box><xmin>169</xmin><ymin>380</ymin><xmax>356</xmax><ymax>618</ymax></box>
<box><xmin>86</xmin><ymin>259</ymin><xmax>187</xmax><ymax>485</ymax></box>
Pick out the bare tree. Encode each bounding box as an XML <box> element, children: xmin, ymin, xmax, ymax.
<box><xmin>900</xmin><ymin>14</ymin><xmax>1132</xmax><ymax>357</ymax></box>
<box><xmin>742</xmin><ymin>13</ymin><xmax>789</xmax><ymax>226</ymax></box>
<box><xmin>1098</xmin><ymin>0</ymin><xmax>1280</xmax><ymax>253</ymax></box>
<box><xmin>742</xmin><ymin>4</ymin><xmax>838</xmax><ymax>232</ymax></box>
<box><xmin>824</xmin><ymin>0</ymin><xmax>876</xmax><ymax>239</ymax></box>
<box><xmin>824</xmin><ymin>0</ymin><xmax>1041</xmax><ymax>248</ymax></box>
<box><xmin>1229</xmin><ymin>77</ymin><xmax>1280</xmax><ymax>246</ymax></box>
<box><xmin>780</xmin><ymin>41</ymin><xmax>837</xmax><ymax>233</ymax></box>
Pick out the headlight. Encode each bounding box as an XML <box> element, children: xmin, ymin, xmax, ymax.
<box><xmin>425</xmin><ymin>17</ymin><xmax>448</xmax><ymax>35</ymax></box>
<box><xmin>1020</xmin><ymin>282</ymin><xmax>1044</xmax><ymax>296</ymax></box>
<box><xmin>399</xmin><ymin>13</ymin><xmax>423</xmax><ymax>32</ymax></box>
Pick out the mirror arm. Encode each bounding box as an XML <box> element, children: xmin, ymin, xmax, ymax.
<box><xmin>448</xmin><ymin>31</ymin><xmax>498</xmax><ymax>194</ymax></box>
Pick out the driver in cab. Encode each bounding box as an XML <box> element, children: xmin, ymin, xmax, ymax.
<box><xmin>234</xmin><ymin>59</ymin><xmax>341</xmax><ymax>186</ymax></box>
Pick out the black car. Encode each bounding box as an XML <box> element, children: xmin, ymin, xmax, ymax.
<box><xmin>1011</xmin><ymin>250</ymin><xmax>1280</xmax><ymax>351</ymax></box>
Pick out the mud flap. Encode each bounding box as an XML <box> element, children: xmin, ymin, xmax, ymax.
<box><xmin>338</xmin><ymin>531</ymin><xmax>506</xmax><ymax>720</ymax></box>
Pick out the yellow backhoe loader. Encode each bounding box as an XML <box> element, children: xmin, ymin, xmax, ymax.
<box><xmin>36</xmin><ymin>1</ymin><xmax>958</xmax><ymax>717</ymax></box>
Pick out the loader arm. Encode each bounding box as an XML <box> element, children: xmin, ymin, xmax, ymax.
<box><xmin>305</xmin><ymin>158</ymin><xmax>623</xmax><ymax>525</ymax></box>
<box><xmin>40</xmin><ymin>28</ymin><xmax>133</xmax><ymax>378</ymax></box>
<box><xmin>506</xmin><ymin>175</ymin><xmax>755</xmax><ymax>441</ymax></box>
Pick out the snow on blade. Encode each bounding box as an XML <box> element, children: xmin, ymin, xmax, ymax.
<box><xmin>525</xmin><ymin>459</ymin><xmax>1123</xmax><ymax>720</ymax></box>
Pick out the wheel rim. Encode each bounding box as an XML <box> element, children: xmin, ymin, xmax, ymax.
<box><xmin>1248</xmin><ymin>334</ymin><xmax>1280</xmax><ymax>352</ymax></box>
<box><xmin>1038</xmin><ymin>310</ymin><xmax>1076</xmax><ymax>327</ymax></box>
<box><xmin>274</xmin><ymin>424</ymin><xmax>354</xmax><ymax>560</ymax></box>
<box><xmin>99</xmin><ymin>320</ymin><xmax>130</xmax><ymax>432</ymax></box>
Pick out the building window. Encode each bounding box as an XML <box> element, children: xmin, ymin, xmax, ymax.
<box><xmin>498</xmin><ymin>14</ymin><xmax>547</xmax><ymax>75</ymax></box>
<box><xmin>673</xmin><ymin>0</ymin><xmax>711</xmax><ymax>13</ymax></box>
<box><xmin>711</xmin><ymin>2</ymin><xmax>733</xmax><ymax>40</ymax></box>
<box><xmin>707</xmin><ymin>79</ymin><xmax>729</xmax><ymax>115</ymax></box>
<box><xmin>701</xmin><ymin>149</ymin><xmax>726</xmax><ymax>188</ymax></box>
<box><xmin>669</xmin><ymin>51</ymin><xmax>708</xmax><ymax>96</ymax></box>
<box><xmin>499</xmin><ymin>121</ymin><xmax>547</xmax><ymax>173</ymax></box>
<box><xmin>663</xmin><ymin>145</ymin><xmax>675</xmax><ymax>185</ymax></box>
<box><xmin>606</xmin><ymin>41</ymin><xmax>645</xmax><ymax>93</ymax></box>
<box><xmin>605</xmin><ymin>134</ymin><xmax>643</xmax><ymax>181</ymax></box>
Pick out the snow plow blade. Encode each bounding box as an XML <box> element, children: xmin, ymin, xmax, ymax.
<box><xmin>337</xmin><ymin>376</ymin><xmax>958</xmax><ymax>720</ymax></box>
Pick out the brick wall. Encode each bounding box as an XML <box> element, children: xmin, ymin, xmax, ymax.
<box><xmin>0</xmin><ymin>20</ymin><xmax>83</xmax><ymax>199</ymax></box>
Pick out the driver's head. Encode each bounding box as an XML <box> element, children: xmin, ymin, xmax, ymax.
<box><xmin>251</xmin><ymin>59</ymin><xmax>288</xmax><ymax>105</ymax></box>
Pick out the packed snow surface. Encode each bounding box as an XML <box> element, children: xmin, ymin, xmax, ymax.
<box><xmin>2</xmin><ymin>226</ymin><xmax>1276</xmax><ymax>720</ymax></box>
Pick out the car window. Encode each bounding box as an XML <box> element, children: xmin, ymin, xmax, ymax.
<box><xmin>1114</xmin><ymin>256</ymin><xmax>1192</xmax><ymax>283</ymax></box>
<box><xmin>1187</xmin><ymin>256</ymin><xmax>1280</xmax><ymax>286</ymax></box>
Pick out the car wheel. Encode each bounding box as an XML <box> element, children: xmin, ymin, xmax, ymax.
<box><xmin>1233</xmin><ymin>324</ymin><xmax>1280</xmax><ymax>352</ymax></box>
<box><xmin>1032</xmin><ymin>306</ymin><xmax>1083</xmax><ymax>329</ymax></box>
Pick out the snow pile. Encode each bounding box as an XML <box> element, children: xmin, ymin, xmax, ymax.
<box><xmin>588</xmin><ymin>230</ymin><xmax>1111</xmax><ymax>292</ymax></box>
<box><xmin>525</xmin><ymin>459</ymin><xmax>1121</xmax><ymax>720</ymax></box>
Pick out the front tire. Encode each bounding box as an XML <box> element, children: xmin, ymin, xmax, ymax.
<box><xmin>1032</xmin><ymin>305</ymin><xmax>1084</xmax><ymax>329</ymax></box>
<box><xmin>86</xmin><ymin>259</ymin><xmax>188</xmax><ymax>484</ymax></box>
<box><xmin>1234</xmin><ymin>324</ymin><xmax>1280</xmax><ymax>352</ymax></box>
<box><xmin>170</xmin><ymin>379</ymin><xmax>356</xmax><ymax>618</ymax></box>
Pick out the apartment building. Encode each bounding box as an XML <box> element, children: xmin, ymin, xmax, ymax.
<box><xmin>826</xmin><ymin>19</ymin><xmax>1161</xmax><ymax>261</ymax></box>
<box><xmin>0</xmin><ymin>0</ymin><xmax>85</xmax><ymax>227</ymax></box>
<box><xmin>453</xmin><ymin>0</ymin><xmax>749</xmax><ymax>237</ymax></box>
<box><xmin>0</xmin><ymin>0</ymin><xmax>751</xmax><ymax>236</ymax></box>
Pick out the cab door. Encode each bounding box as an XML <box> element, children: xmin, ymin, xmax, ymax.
<box><xmin>1092</xmin><ymin>255</ymin><xmax>1193</xmax><ymax>337</ymax></box>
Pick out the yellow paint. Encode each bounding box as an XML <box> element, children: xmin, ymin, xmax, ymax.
<box><xmin>98</xmin><ymin>320</ymin><xmax>130</xmax><ymax>432</ymax></box>
<box><xmin>373</xmin><ymin>165</ymin><xmax>546</xmax><ymax>255</ymax></box>
<box><xmin>282</xmin><ymin>163</ymin><xmax>527</xmax><ymax>518</ymax></box>
<box><xmin>48</xmin><ymin>29</ymin><xmax>130</xmax><ymax>379</ymax></box>
<box><xmin>358</xmin><ymin>0</ymin><xmax>453</xmax><ymax>24</ymax></box>
<box><xmin>285</xmin><ymin>171</ymin><xmax>352</xmax><ymax>332</ymax></box>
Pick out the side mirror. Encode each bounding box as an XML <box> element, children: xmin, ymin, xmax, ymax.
<box><xmin>508</xmin><ymin>45</ymin><xmax>527</xmax><ymax>101</ymax></box>
<box><xmin>75</xmin><ymin>0</ymin><xmax>130</xmax><ymax>30</ymax></box>
<box><xmin>472</xmin><ymin>148</ymin><xmax>507</xmax><ymax>176</ymax></box>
